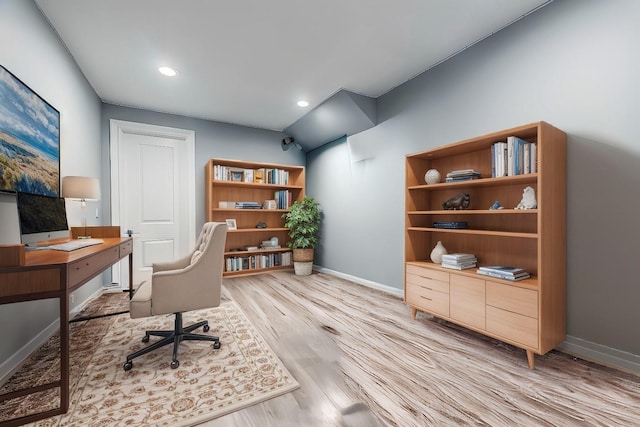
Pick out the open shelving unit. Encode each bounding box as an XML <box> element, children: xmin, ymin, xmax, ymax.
<box><xmin>205</xmin><ymin>158</ymin><xmax>305</xmax><ymax>277</ymax></box>
<box><xmin>404</xmin><ymin>121</ymin><xmax>566</xmax><ymax>368</ymax></box>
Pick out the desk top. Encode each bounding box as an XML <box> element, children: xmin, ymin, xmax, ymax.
<box><xmin>22</xmin><ymin>237</ymin><xmax>131</xmax><ymax>267</ymax></box>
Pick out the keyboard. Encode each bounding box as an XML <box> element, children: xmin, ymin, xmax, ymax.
<box><xmin>48</xmin><ymin>239</ymin><xmax>104</xmax><ymax>252</ymax></box>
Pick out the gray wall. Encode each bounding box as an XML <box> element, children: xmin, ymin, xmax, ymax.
<box><xmin>308</xmin><ymin>0</ymin><xmax>640</xmax><ymax>367</ymax></box>
<box><xmin>0</xmin><ymin>0</ymin><xmax>103</xmax><ymax>364</ymax></box>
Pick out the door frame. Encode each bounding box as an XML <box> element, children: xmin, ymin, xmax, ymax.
<box><xmin>109</xmin><ymin>119</ymin><xmax>196</xmax><ymax>287</ymax></box>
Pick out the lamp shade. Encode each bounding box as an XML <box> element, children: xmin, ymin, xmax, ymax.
<box><xmin>62</xmin><ymin>176</ymin><xmax>101</xmax><ymax>200</ymax></box>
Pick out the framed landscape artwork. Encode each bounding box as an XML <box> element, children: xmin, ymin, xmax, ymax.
<box><xmin>0</xmin><ymin>65</ymin><xmax>60</xmax><ymax>196</ymax></box>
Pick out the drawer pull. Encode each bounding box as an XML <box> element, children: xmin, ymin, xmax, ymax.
<box><xmin>419</xmin><ymin>296</ymin><xmax>433</xmax><ymax>301</ymax></box>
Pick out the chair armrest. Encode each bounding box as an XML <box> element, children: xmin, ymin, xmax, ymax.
<box><xmin>152</xmin><ymin>254</ymin><xmax>191</xmax><ymax>272</ymax></box>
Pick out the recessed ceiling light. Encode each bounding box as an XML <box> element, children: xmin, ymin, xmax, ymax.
<box><xmin>158</xmin><ymin>66</ymin><xmax>177</xmax><ymax>77</ymax></box>
<box><xmin>297</xmin><ymin>100</ymin><xmax>309</xmax><ymax>107</ymax></box>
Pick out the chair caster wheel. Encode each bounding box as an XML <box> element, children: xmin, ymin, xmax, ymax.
<box><xmin>213</xmin><ymin>341</ymin><xmax>221</xmax><ymax>350</ymax></box>
<box><xmin>170</xmin><ymin>360</ymin><xmax>179</xmax><ymax>369</ymax></box>
<box><xmin>123</xmin><ymin>361</ymin><xmax>133</xmax><ymax>371</ymax></box>
<box><xmin>203</xmin><ymin>325</ymin><xmax>210</xmax><ymax>332</ymax></box>
<box><xmin>142</xmin><ymin>335</ymin><xmax>150</xmax><ymax>343</ymax></box>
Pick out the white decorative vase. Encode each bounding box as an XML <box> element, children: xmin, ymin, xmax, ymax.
<box><xmin>430</xmin><ymin>241</ymin><xmax>448</xmax><ymax>264</ymax></box>
<box><xmin>425</xmin><ymin>169</ymin><xmax>441</xmax><ymax>185</ymax></box>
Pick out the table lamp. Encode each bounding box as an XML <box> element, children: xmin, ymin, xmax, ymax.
<box><xmin>62</xmin><ymin>176</ymin><xmax>100</xmax><ymax>238</ymax></box>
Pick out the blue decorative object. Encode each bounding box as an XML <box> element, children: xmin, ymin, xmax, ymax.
<box><xmin>490</xmin><ymin>201</ymin><xmax>503</xmax><ymax>210</ymax></box>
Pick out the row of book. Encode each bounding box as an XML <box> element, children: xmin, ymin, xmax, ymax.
<box><xmin>213</xmin><ymin>164</ymin><xmax>290</xmax><ymax>185</ymax></box>
<box><xmin>225</xmin><ymin>252</ymin><xmax>292</xmax><ymax>272</ymax></box>
<box><xmin>491</xmin><ymin>136</ymin><xmax>537</xmax><ymax>178</ymax></box>
<box><xmin>274</xmin><ymin>190</ymin><xmax>293</xmax><ymax>209</ymax></box>
<box><xmin>438</xmin><ymin>253</ymin><xmax>531</xmax><ymax>281</ymax></box>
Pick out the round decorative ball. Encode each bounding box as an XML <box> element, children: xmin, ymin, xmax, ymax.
<box><xmin>425</xmin><ymin>169</ymin><xmax>441</xmax><ymax>185</ymax></box>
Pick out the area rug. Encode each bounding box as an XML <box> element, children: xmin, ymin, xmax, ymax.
<box><xmin>3</xmin><ymin>298</ymin><xmax>298</xmax><ymax>426</ymax></box>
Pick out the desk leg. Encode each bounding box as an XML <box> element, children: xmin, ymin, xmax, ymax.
<box><xmin>60</xmin><ymin>290</ymin><xmax>69</xmax><ymax>413</ymax></box>
<box><xmin>128</xmin><ymin>252</ymin><xmax>134</xmax><ymax>299</ymax></box>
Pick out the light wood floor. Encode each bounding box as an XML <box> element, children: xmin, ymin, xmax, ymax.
<box><xmin>209</xmin><ymin>271</ymin><xmax>640</xmax><ymax>426</ymax></box>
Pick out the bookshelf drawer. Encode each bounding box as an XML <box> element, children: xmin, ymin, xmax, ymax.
<box><xmin>486</xmin><ymin>305</ymin><xmax>538</xmax><ymax>349</ymax></box>
<box><xmin>406</xmin><ymin>283</ymin><xmax>449</xmax><ymax>317</ymax></box>
<box><xmin>406</xmin><ymin>273</ymin><xmax>449</xmax><ymax>294</ymax></box>
<box><xmin>486</xmin><ymin>281</ymin><xmax>538</xmax><ymax>318</ymax></box>
<box><xmin>406</xmin><ymin>264</ymin><xmax>449</xmax><ymax>283</ymax></box>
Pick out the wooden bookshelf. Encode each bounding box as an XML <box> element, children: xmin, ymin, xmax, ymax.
<box><xmin>404</xmin><ymin>121</ymin><xmax>566</xmax><ymax>368</ymax></box>
<box><xmin>205</xmin><ymin>158</ymin><xmax>305</xmax><ymax>277</ymax></box>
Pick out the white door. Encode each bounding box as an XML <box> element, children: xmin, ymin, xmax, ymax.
<box><xmin>110</xmin><ymin>120</ymin><xmax>196</xmax><ymax>289</ymax></box>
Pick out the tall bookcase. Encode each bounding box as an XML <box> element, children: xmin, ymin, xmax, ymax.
<box><xmin>405</xmin><ymin>122</ymin><xmax>566</xmax><ymax>368</ymax></box>
<box><xmin>205</xmin><ymin>158</ymin><xmax>305</xmax><ymax>277</ymax></box>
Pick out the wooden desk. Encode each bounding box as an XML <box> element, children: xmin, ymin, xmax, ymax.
<box><xmin>0</xmin><ymin>228</ymin><xmax>132</xmax><ymax>426</ymax></box>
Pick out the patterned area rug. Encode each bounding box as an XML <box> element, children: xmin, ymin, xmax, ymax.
<box><xmin>1</xmin><ymin>295</ymin><xmax>298</xmax><ymax>426</ymax></box>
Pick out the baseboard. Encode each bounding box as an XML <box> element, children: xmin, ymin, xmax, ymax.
<box><xmin>558</xmin><ymin>335</ymin><xmax>640</xmax><ymax>376</ymax></box>
<box><xmin>0</xmin><ymin>286</ymin><xmax>106</xmax><ymax>386</ymax></box>
<box><xmin>313</xmin><ymin>266</ymin><xmax>404</xmax><ymax>298</ymax></box>
<box><xmin>0</xmin><ymin>319</ymin><xmax>59</xmax><ymax>386</ymax></box>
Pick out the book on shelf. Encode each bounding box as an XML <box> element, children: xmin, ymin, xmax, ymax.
<box><xmin>445</xmin><ymin>169</ymin><xmax>481</xmax><ymax>182</ymax></box>
<box><xmin>494</xmin><ymin>141</ymin><xmax>508</xmax><ymax>177</ymax></box>
<box><xmin>477</xmin><ymin>265</ymin><xmax>531</xmax><ymax>281</ymax></box>
<box><xmin>478</xmin><ymin>265</ymin><xmax>527</xmax><ymax>276</ymax></box>
<box><xmin>477</xmin><ymin>269</ymin><xmax>531</xmax><ymax>281</ymax></box>
<box><xmin>254</xmin><ymin>168</ymin><xmax>265</xmax><ymax>183</ymax></box>
<box><xmin>505</xmin><ymin>137</ymin><xmax>536</xmax><ymax>176</ymax></box>
<box><xmin>274</xmin><ymin>190</ymin><xmax>292</xmax><ymax>209</ymax></box>
<box><xmin>441</xmin><ymin>261</ymin><xmax>477</xmax><ymax>270</ymax></box>
<box><xmin>441</xmin><ymin>253</ymin><xmax>477</xmax><ymax>262</ymax></box>
<box><xmin>235</xmin><ymin>201</ymin><xmax>262</xmax><ymax>209</ymax></box>
<box><xmin>433</xmin><ymin>221</ymin><xmax>468</xmax><ymax>229</ymax></box>
<box><xmin>530</xmin><ymin>143</ymin><xmax>537</xmax><ymax>173</ymax></box>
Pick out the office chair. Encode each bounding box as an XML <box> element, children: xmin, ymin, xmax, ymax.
<box><xmin>123</xmin><ymin>222</ymin><xmax>228</xmax><ymax>370</ymax></box>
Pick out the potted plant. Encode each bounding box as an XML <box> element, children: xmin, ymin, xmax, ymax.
<box><xmin>282</xmin><ymin>196</ymin><xmax>321</xmax><ymax>275</ymax></box>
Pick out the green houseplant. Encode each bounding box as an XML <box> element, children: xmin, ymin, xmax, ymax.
<box><xmin>282</xmin><ymin>196</ymin><xmax>320</xmax><ymax>275</ymax></box>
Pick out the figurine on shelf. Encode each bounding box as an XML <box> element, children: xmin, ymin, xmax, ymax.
<box><xmin>489</xmin><ymin>201</ymin><xmax>504</xmax><ymax>210</ymax></box>
<box><xmin>515</xmin><ymin>186</ymin><xmax>537</xmax><ymax>209</ymax></box>
<box><xmin>442</xmin><ymin>193</ymin><xmax>470</xmax><ymax>210</ymax></box>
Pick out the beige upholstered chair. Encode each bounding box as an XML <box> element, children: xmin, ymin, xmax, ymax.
<box><xmin>123</xmin><ymin>222</ymin><xmax>228</xmax><ymax>370</ymax></box>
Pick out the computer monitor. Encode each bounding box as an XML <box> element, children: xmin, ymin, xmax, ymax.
<box><xmin>16</xmin><ymin>192</ymin><xmax>69</xmax><ymax>247</ymax></box>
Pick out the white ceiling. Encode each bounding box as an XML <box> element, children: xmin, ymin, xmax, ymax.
<box><xmin>35</xmin><ymin>0</ymin><xmax>551</xmax><ymax>132</ymax></box>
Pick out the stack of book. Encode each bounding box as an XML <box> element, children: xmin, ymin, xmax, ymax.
<box><xmin>433</xmin><ymin>221</ymin><xmax>468</xmax><ymax>229</ymax></box>
<box><xmin>477</xmin><ymin>265</ymin><xmax>531</xmax><ymax>281</ymax></box>
<box><xmin>440</xmin><ymin>253</ymin><xmax>477</xmax><ymax>270</ymax></box>
<box><xmin>235</xmin><ymin>201</ymin><xmax>262</xmax><ymax>209</ymax></box>
<box><xmin>445</xmin><ymin>169</ymin><xmax>482</xmax><ymax>182</ymax></box>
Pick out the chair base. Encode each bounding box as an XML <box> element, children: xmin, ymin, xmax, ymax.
<box><xmin>123</xmin><ymin>312</ymin><xmax>220</xmax><ymax>370</ymax></box>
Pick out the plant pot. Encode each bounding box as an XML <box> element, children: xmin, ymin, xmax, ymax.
<box><xmin>292</xmin><ymin>248</ymin><xmax>314</xmax><ymax>262</ymax></box>
<box><xmin>292</xmin><ymin>248</ymin><xmax>314</xmax><ymax>275</ymax></box>
<box><xmin>293</xmin><ymin>261</ymin><xmax>313</xmax><ymax>276</ymax></box>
